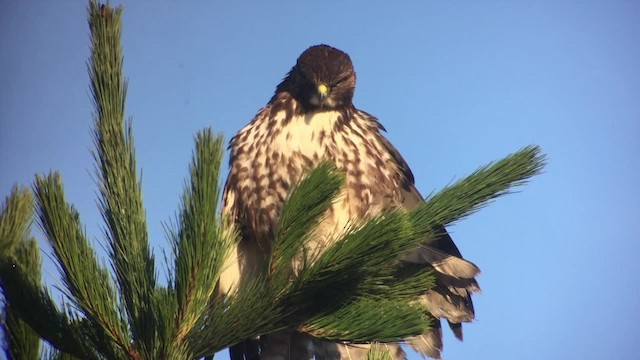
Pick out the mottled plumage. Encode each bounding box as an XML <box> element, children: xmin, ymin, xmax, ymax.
<box><xmin>219</xmin><ymin>44</ymin><xmax>480</xmax><ymax>360</ymax></box>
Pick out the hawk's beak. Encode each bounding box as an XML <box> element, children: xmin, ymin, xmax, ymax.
<box><xmin>317</xmin><ymin>83</ymin><xmax>328</xmax><ymax>106</ymax></box>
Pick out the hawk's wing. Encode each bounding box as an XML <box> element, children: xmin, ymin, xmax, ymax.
<box><xmin>379</xmin><ymin>134</ymin><xmax>480</xmax><ymax>359</ymax></box>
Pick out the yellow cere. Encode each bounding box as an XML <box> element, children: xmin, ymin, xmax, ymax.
<box><xmin>317</xmin><ymin>83</ymin><xmax>328</xmax><ymax>95</ymax></box>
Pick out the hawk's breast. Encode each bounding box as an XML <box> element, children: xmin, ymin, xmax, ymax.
<box><xmin>224</xmin><ymin>104</ymin><xmax>402</xmax><ymax>249</ymax></box>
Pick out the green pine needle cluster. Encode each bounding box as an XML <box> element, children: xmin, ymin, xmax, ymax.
<box><xmin>1</xmin><ymin>187</ymin><xmax>41</xmax><ymax>359</ymax></box>
<box><xmin>0</xmin><ymin>1</ymin><xmax>546</xmax><ymax>359</ymax></box>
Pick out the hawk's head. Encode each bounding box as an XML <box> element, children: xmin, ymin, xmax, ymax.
<box><xmin>276</xmin><ymin>44</ymin><xmax>356</xmax><ymax>111</ymax></box>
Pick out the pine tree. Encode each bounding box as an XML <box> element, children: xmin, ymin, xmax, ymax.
<box><xmin>0</xmin><ymin>1</ymin><xmax>545</xmax><ymax>359</ymax></box>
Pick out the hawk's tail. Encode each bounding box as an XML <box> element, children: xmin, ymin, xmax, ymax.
<box><xmin>403</xmin><ymin>228</ymin><xmax>481</xmax><ymax>359</ymax></box>
<box><xmin>312</xmin><ymin>340</ymin><xmax>407</xmax><ymax>360</ymax></box>
<box><xmin>260</xmin><ymin>330</ymin><xmax>313</xmax><ymax>360</ymax></box>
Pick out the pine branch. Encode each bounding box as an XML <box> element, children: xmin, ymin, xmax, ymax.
<box><xmin>300</xmin><ymin>210</ymin><xmax>417</xmax><ymax>293</ymax></box>
<box><xmin>43</xmin><ymin>346</ymin><xmax>81</xmax><ymax>360</ymax></box>
<box><xmin>0</xmin><ymin>187</ymin><xmax>102</xmax><ymax>359</ymax></box>
<box><xmin>366</xmin><ymin>344</ymin><xmax>395</xmax><ymax>360</ymax></box>
<box><xmin>87</xmin><ymin>1</ymin><xmax>157</xmax><ymax>355</ymax></box>
<box><xmin>33</xmin><ymin>173</ymin><xmax>131</xmax><ymax>357</ymax></box>
<box><xmin>0</xmin><ymin>186</ymin><xmax>32</xmax><ymax>257</ymax></box>
<box><xmin>172</xmin><ymin>129</ymin><xmax>234</xmax><ymax>345</ymax></box>
<box><xmin>2</xmin><ymin>238</ymin><xmax>42</xmax><ymax>360</ymax></box>
<box><xmin>280</xmin><ymin>209</ymin><xmax>428</xmax><ymax>327</ymax></box>
<box><xmin>282</xmin><ymin>211</ymin><xmax>433</xmax><ymax>342</ymax></box>
<box><xmin>269</xmin><ymin>145</ymin><xmax>545</xmax><ymax>344</ymax></box>
<box><xmin>269</xmin><ymin>162</ymin><xmax>344</xmax><ymax>292</ymax></box>
<box><xmin>187</xmin><ymin>277</ymin><xmax>284</xmax><ymax>357</ymax></box>
<box><xmin>150</xmin><ymin>287</ymin><xmax>182</xmax><ymax>358</ymax></box>
<box><xmin>304</xmin><ymin>296</ymin><xmax>429</xmax><ymax>342</ymax></box>
<box><xmin>411</xmin><ymin>145</ymin><xmax>546</xmax><ymax>233</ymax></box>
<box><xmin>383</xmin><ymin>263</ymin><xmax>435</xmax><ymax>300</ymax></box>
<box><xmin>0</xmin><ymin>256</ymin><xmax>101</xmax><ymax>359</ymax></box>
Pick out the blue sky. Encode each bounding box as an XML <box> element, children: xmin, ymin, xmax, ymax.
<box><xmin>1</xmin><ymin>1</ymin><xmax>639</xmax><ymax>359</ymax></box>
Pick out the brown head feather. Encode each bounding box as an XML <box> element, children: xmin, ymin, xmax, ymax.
<box><xmin>272</xmin><ymin>44</ymin><xmax>356</xmax><ymax>111</ymax></box>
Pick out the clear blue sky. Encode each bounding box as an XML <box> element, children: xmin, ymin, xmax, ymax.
<box><xmin>1</xmin><ymin>1</ymin><xmax>639</xmax><ymax>359</ymax></box>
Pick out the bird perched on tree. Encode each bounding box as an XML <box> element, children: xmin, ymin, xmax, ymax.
<box><xmin>219</xmin><ymin>44</ymin><xmax>480</xmax><ymax>359</ymax></box>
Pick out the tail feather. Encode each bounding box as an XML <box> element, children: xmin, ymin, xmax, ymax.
<box><xmin>229</xmin><ymin>338</ymin><xmax>260</xmax><ymax>360</ymax></box>
<box><xmin>448</xmin><ymin>321</ymin><xmax>464</xmax><ymax>341</ymax></box>
<box><xmin>312</xmin><ymin>338</ymin><xmax>335</xmax><ymax>360</ymax></box>
<box><xmin>407</xmin><ymin>316</ymin><xmax>443</xmax><ymax>360</ymax></box>
<box><xmin>403</xmin><ymin>245</ymin><xmax>480</xmax><ymax>279</ymax></box>
<box><xmin>401</xmin><ymin>223</ymin><xmax>479</xmax><ymax>358</ymax></box>
<box><xmin>421</xmin><ymin>287</ymin><xmax>475</xmax><ymax>323</ymax></box>
<box><xmin>436</xmin><ymin>273</ymin><xmax>481</xmax><ymax>294</ymax></box>
<box><xmin>260</xmin><ymin>330</ymin><xmax>313</xmax><ymax>360</ymax></box>
<box><xmin>336</xmin><ymin>343</ymin><xmax>370</xmax><ymax>360</ymax></box>
<box><xmin>313</xmin><ymin>340</ymin><xmax>406</xmax><ymax>360</ymax></box>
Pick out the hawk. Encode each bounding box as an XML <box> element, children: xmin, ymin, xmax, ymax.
<box><xmin>219</xmin><ymin>44</ymin><xmax>480</xmax><ymax>360</ymax></box>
